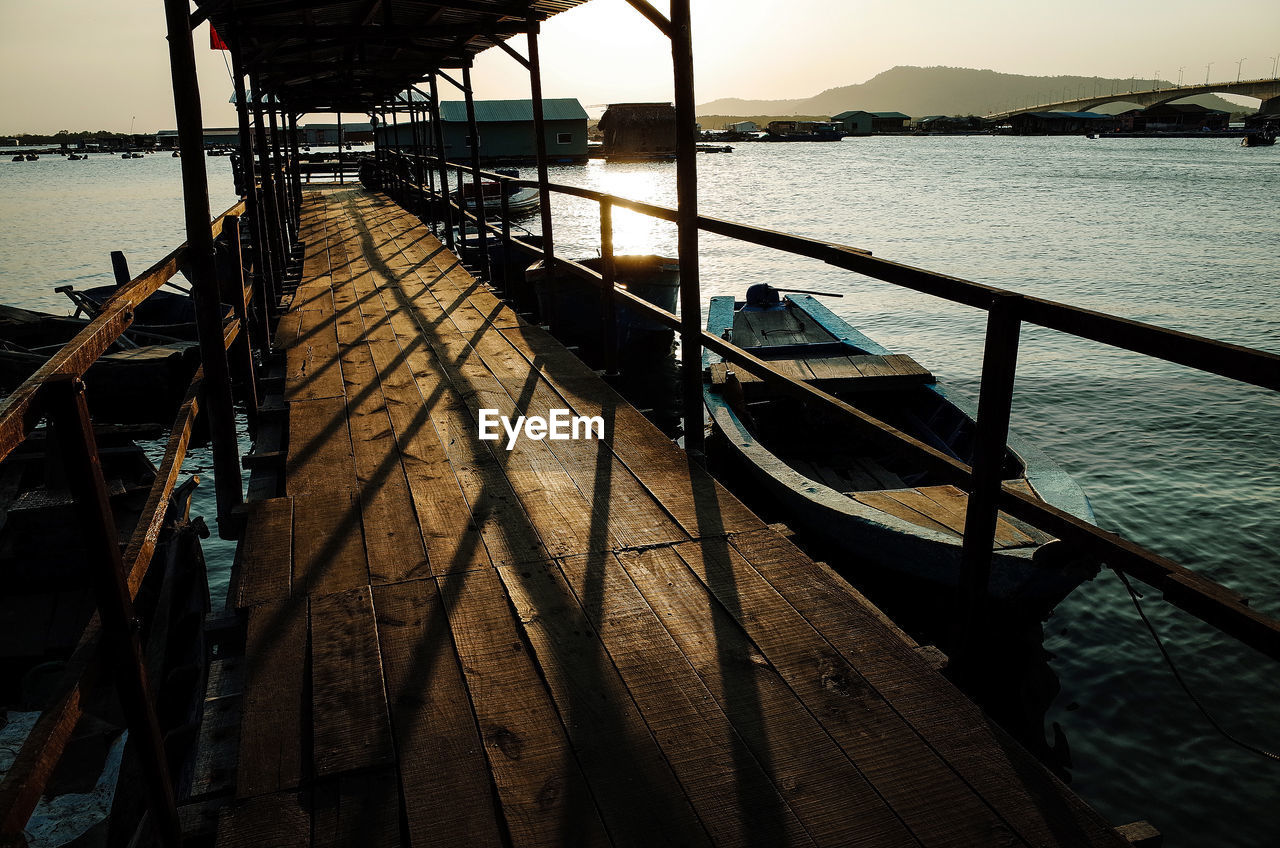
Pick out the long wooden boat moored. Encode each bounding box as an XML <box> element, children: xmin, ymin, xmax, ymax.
<box><xmin>705</xmin><ymin>284</ymin><xmax>1099</xmax><ymax>619</ymax></box>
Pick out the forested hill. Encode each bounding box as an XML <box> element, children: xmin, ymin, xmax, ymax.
<box><xmin>697</xmin><ymin>65</ymin><xmax>1248</xmax><ymax>118</ymax></box>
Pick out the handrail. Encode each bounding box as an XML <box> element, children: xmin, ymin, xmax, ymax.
<box><xmin>0</xmin><ymin>200</ymin><xmax>246</xmax><ymax>463</ymax></box>
<box><xmin>384</xmin><ymin>150</ymin><xmax>1280</xmax><ymax>662</ymax></box>
<box><xmin>0</xmin><ymin>198</ymin><xmax>249</xmax><ymax>841</ymax></box>
<box><xmin>418</xmin><ymin>153</ymin><xmax>1279</xmax><ymax>391</ymax></box>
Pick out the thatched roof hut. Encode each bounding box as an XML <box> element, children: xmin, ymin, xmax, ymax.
<box><xmin>598</xmin><ymin>102</ymin><xmax>676</xmax><ymax>157</ymax></box>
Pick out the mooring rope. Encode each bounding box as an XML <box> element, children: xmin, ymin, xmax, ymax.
<box><xmin>1116</xmin><ymin>569</ymin><xmax>1280</xmax><ymax>763</ymax></box>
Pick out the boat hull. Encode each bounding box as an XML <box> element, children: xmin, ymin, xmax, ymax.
<box><xmin>704</xmin><ymin>293</ymin><xmax>1097</xmax><ymax>619</ymax></box>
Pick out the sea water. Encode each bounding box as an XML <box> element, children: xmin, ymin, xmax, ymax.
<box><xmin>2</xmin><ymin>137</ymin><xmax>1277</xmax><ymax>845</ymax></box>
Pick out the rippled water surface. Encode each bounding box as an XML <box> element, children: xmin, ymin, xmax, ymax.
<box><xmin>2</xmin><ymin>138</ymin><xmax>1277</xmax><ymax>845</ymax></box>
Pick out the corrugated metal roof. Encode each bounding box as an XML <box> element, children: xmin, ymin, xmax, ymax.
<box><xmin>439</xmin><ymin>99</ymin><xmax>588</xmax><ymax>123</ymax></box>
<box><xmin>199</xmin><ymin>1</ymin><xmax>597</xmax><ymax>112</ymax></box>
<box><xmin>871</xmin><ymin>112</ymin><xmax>911</xmax><ymax>119</ymax></box>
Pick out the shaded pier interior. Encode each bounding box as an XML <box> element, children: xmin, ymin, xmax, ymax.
<box><xmin>208</xmin><ymin>186</ymin><xmax>1131</xmax><ymax>847</ymax></box>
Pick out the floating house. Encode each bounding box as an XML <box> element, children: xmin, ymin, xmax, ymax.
<box><xmin>598</xmin><ymin>102</ymin><xmax>677</xmax><ymax>158</ymax></box>
<box><xmin>1002</xmin><ymin>111</ymin><xmax>1116</xmax><ymax>135</ymax></box>
<box><xmin>1115</xmin><ymin>103</ymin><xmax>1230</xmax><ymax>132</ymax></box>
<box><xmin>156</xmin><ymin>128</ymin><xmax>243</xmax><ymax>149</ymax></box>
<box><xmin>436</xmin><ymin>98</ymin><xmax>588</xmax><ymax>163</ymax></box>
<box><xmin>302</xmin><ymin>122</ymin><xmax>375</xmax><ymax>145</ymax></box>
<box><xmin>727</xmin><ymin>120</ymin><xmax>758</xmax><ymax>133</ymax></box>
<box><xmin>832</xmin><ymin>110</ymin><xmax>873</xmax><ymax>136</ymax></box>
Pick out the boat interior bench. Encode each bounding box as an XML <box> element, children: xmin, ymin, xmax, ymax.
<box><xmin>709</xmin><ymin>353</ymin><xmax>935</xmax><ymax>396</ymax></box>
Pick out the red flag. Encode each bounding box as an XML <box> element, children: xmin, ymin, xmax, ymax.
<box><xmin>210</xmin><ymin>25</ymin><xmax>229</xmax><ymax>51</ymax></box>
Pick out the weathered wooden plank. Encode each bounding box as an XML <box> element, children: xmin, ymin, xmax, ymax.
<box><xmin>215</xmin><ymin>790</ymin><xmax>310</xmax><ymax>848</ymax></box>
<box><xmin>310</xmin><ymin>587</ymin><xmax>395</xmax><ymax>776</ymax></box>
<box><xmin>556</xmin><ymin>552</ymin><xmax>819</xmax><ymax>847</ymax></box>
<box><xmin>376</xmin><ymin>292</ymin><xmax>550</xmax><ymax>567</ymax></box>
<box><xmin>495</xmin><ymin>562</ymin><xmax>715</xmax><ymax>847</ymax></box>
<box><xmin>285</xmin><ymin>300</ymin><xmax>346</xmax><ymax>402</ymax></box>
<box><xmin>372</xmin><ymin>579</ymin><xmax>505</xmax><ymax>848</ymax></box>
<box><xmin>670</xmin><ymin>536</ymin><xmax>1025</xmax><ymax>847</ymax></box>
<box><xmin>237</xmin><ymin>598</ymin><xmax>307</xmax><ymax>798</ymax></box>
<box><xmin>498</xmin><ymin>322</ymin><xmax>764</xmax><ymax>537</ymax></box>
<box><xmin>285</xmin><ymin>396</ymin><xmax>357</xmax><ymax>496</ymax></box>
<box><xmin>615</xmin><ymin>546</ymin><xmax>918</xmax><ymax>847</ymax></box>
<box><xmin>312</xmin><ymin>769</ymin><xmax>401</xmax><ymax>848</ymax></box>
<box><xmin>420</xmin><ymin>281</ymin><xmax>689</xmax><ymax>552</ymax></box>
<box><xmin>436</xmin><ymin>567</ymin><xmax>612</xmax><ymax>847</ymax></box>
<box><xmin>235</xmin><ymin>497</ymin><xmax>293</xmax><ymax>608</ymax></box>
<box><xmin>726</xmin><ymin>527</ymin><xmax>1128</xmax><ymax>847</ymax></box>
<box><xmin>291</xmin><ymin>491</ymin><xmax>368</xmax><ymax>596</ymax></box>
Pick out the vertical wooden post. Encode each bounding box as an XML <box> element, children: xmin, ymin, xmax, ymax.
<box><xmin>670</xmin><ymin>0</ymin><xmax>705</xmax><ymax>457</ymax></box>
<box><xmin>251</xmin><ymin>78</ymin><xmax>287</xmax><ymax>293</ymax></box>
<box><xmin>162</xmin><ymin>0</ymin><xmax>243</xmax><ymax>523</ymax></box>
<box><xmin>527</xmin><ymin>25</ymin><xmax>555</xmax><ymax>269</ymax></box>
<box><xmin>230</xmin><ymin>44</ymin><xmax>274</xmax><ymax>316</ymax></box>
<box><xmin>954</xmin><ymin>292</ymin><xmax>1023</xmax><ymax>672</ymax></box>
<box><xmin>47</xmin><ymin>377</ymin><xmax>183</xmax><ymax>846</ymax></box>
<box><xmin>337</xmin><ymin>111</ymin><xmax>345</xmax><ymax>184</ymax></box>
<box><xmin>220</xmin><ymin>215</ymin><xmax>261</xmax><ymax>431</ymax></box>
<box><xmin>267</xmin><ymin>107</ymin><xmax>292</xmax><ymax>249</ymax></box>
<box><xmin>500</xmin><ymin>188</ymin><xmax>512</xmax><ymax>293</ymax></box>
<box><xmin>428</xmin><ymin>74</ymin><xmax>455</xmax><ymax>249</ymax></box>
<box><xmin>110</xmin><ymin>250</ymin><xmax>131</xmax><ymax>287</ymax></box>
<box><xmin>288</xmin><ymin>112</ymin><xmax>303</xmax><ymax>234</ymax></box>
<box><xmin>600</xmin><ymin>199</ymin><xmax>619</xmax><ymax>375</ymax></box>
<box><xmin>462</xmin><ymin>64</ymin><xmax>491</xmax><ymax>281</ymax></box>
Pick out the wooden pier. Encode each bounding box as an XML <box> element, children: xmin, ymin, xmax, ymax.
<box><xmin>215</xmin><ymin>186</ymin><xmax>1129</xmax><ymax>847</ymax></box>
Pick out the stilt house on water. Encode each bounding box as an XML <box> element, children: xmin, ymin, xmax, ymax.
<box><xmin>2</xmin><ymin>1</ymin><xmax>1279</xmax><ymax>847</ymax></box>
<box><xmin>598</xmin><ymin>101</ymin><xmax>677</xmax><ymax>158</ymax></box>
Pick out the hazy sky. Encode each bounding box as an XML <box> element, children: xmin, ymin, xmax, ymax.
<box><xmin>1</xmin><ymin>0</ymin><xmax>1276</xmax><ymax>133</ymax></box>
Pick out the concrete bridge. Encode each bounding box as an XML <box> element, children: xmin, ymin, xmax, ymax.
<box><xmin>984</xmin><ymin>77</ymin><xmax>1280</xmax><ymax>120</ymax></box>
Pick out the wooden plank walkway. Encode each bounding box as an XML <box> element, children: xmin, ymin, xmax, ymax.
<box><xmin>217</xmin><ymin>186</ymin><xmax>1130</xmax><ymax>848</ymax></box>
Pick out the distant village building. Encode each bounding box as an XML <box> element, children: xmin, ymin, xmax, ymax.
<box><xmin>1002</xmin><ymin>111</ymin><xmax>1115</xmax><ymax>135</ymax></box>
<box><xmin>302</xmin><ymin>123</ymin><xmax>374</xmax><ymax>145</ymax></box>
<box><xmin>868</xmin><ymin>112</ymin><xmax>911</xmax><ymax>132</ymax></box>
<box><xmin>156</xmin><ymin>128</ymin><xmax>241</xmax><ymax>149</ymax></box>
<box><xmin>831</xmin><ymin>111</ymin><xmax>872</xmax><ymax>136</ymax></box>
<box><xmin>434</xmin><ymin>98</ymin><xmax>588</xmax><ymax>163</ymax></box>
<box><xmin>727</xmin><ymin>120</ymin><xmax>758</xmax><ymax>133</ymax></box>
<box><xmin>1116</xmin><ymin>103</ymin><xmax>1229</xmax><ymax>132</ymax></box>
<box><xmin>831</xmin><ymin>110</ymin><xmax>911</xmax><ymax>134</ymax></box>
<box><xmin>599</xmin><ymin>102</ymin><xmax>676</xmax><ymax>158</ymax></box>
<box><xmin>763</xmin><ymin>120</ymin><xmax>843</xmax><ymax>140</ymax></box>
<box><xmin>915</xmin><ymin>115</ymin><xmax>987</xmax><ymax>133</ymax></box>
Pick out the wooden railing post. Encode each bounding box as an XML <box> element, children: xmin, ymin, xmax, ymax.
<box><xmin>463</xmin><ymin>64</ymin><xmax>491</xmax><ymax>281</ymax></box>
<box><xmin>500</xmin><ymin>186</ymin><xmax>512</xmax><ymax>294</ymax></box>
<box><xmin>428</xmin><ymin>74</ymin><xmax>455</xmax><ymax>249</ymax></box>
<box><xmin>600</xmin><ymin>199</ymin><xmax>619</xmax><ymax>375</ymax></box>
<box><xmin>954</xmin><ymin>292</ymin><xmax>1023</xmax><ymax>673</ymax></box>
<box><xmin>218</xmin><ymin>215</ymin><xmax>261</xmax><ymax>430</ymax></box>
<box><xmin>46</xmin><ymin>376</ymin><xmax>182</xmax><ymax>847</ymax></box>
<box><xmin>671</xmin><ymin>0</ymin><xmax>705</xmax><ymax>458</ymax></box>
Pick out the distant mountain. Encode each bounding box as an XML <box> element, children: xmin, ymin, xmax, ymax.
<box><xmin>697</xmin><ymin>66</ymin><xmax>1250</xmax><ymax>119</ymax></box>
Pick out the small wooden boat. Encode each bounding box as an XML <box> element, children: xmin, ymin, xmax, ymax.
<box><xmin>0</xmin><ymin>430</ymin><xmax>210</xmax><ymax>836</ymax></box>
<box><xmin>1241</xmin><ymin>129</ymin><xmax>1276</xmax><ymax>147</ymax></box>
<box><xmin>704</xmin><ymin>285</ymin><xmax>1098</xmax><ymax>619</ymax></box>
<box><xmin>526</xmin><ymin>255</ymin><xmax>679</xmax><ymax>362</ymax></box>
<box><xmin>0</xmin><ymin>304</ymin><xmax>201</xmax><ymax>425</ymax></box>
<box><xmin>10</xmin><ymin>155</ymin><xmax>22</xmax><ymax>162</ymax></box>
<box><xmin>24</xmin><ymin>153</ymin><xmax>38</xmax><ymax>161</ymax></box>
<box><xmin>456</xmin><ymin>169</ymin><xmax>541</xmax><ymax>217</ymax></box>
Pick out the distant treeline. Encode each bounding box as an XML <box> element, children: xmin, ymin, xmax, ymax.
<box><xmin>5</xmin><ymin>130</ymin><xmax>144</xmax><ymax>144</ymax></box>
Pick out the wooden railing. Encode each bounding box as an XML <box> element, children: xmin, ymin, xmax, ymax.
<box><xmin>0</xmin><ymin>200</ymin><xmax>267</xmax><ymax>847</ymax></box>
<box><xmin>379</xmin><ymin>150</ymin><xmax>1280</xmax><ymax>666</ymax></box>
